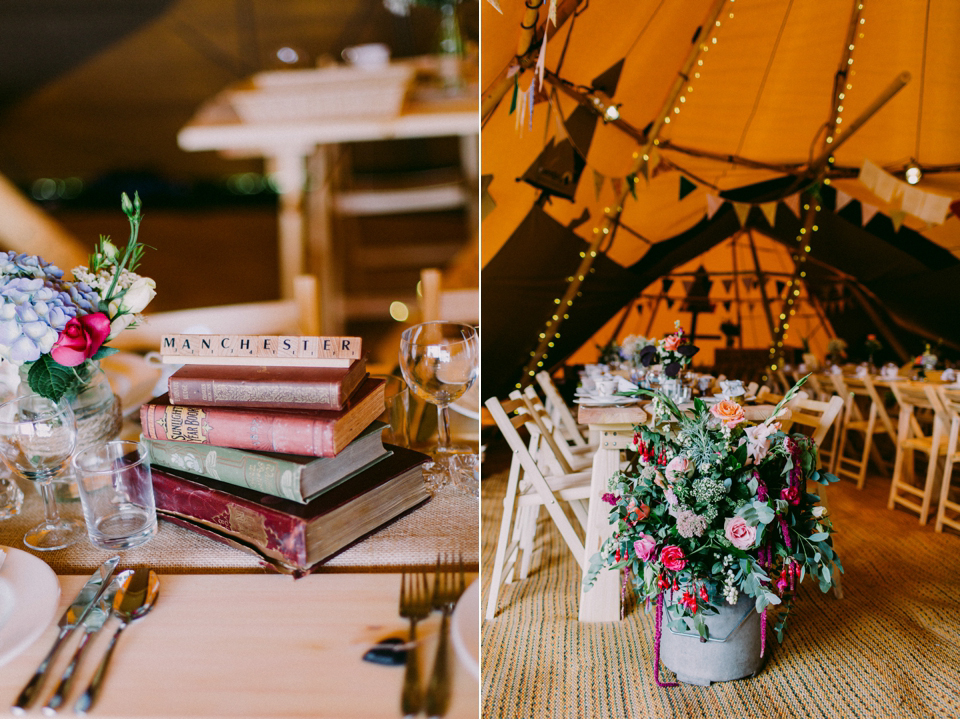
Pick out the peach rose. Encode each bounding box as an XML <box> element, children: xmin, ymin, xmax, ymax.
<box><xmin>710</xmin><ymin>399</ymin><xmax>746</xmax><ymax>428</ymax></box>
<box><xmin>662</xmin><ymin>333</ymin><xmax>682</xmax><ymax>352</ymax></box>
<box><xmin>665</xmin><ymin>455</ymin><xmax>693</xmax><ymax>483</ymax></box>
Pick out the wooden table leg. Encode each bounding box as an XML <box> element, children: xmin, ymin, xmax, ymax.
<box><xmin>578</xmin><ymin>426</ymin><xmax>630</xmax><ymax>622</ymax></box>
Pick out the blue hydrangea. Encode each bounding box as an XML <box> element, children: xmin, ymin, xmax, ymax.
<box><xmin>0</xmin><ymin>256</ymin><xmax>103</xmax><ymax>365</ymax></box>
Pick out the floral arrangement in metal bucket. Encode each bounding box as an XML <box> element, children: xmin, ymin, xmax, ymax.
<box><xmin>584</xmin><ymin>377</ymin><xmax>842</xmax><ymax>683</ymax></box>
<box><xmin>0</xmin><ymin>192</ymin><xmax>154</xmax><ymax>403</ymax></box>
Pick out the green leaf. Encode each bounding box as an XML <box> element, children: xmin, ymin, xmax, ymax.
<box><xmin>809</xmin><ymin>532</ymin><xmax>829</xmax><ymax>542</ymax></box>
<box><xmin>91</xmin><ymin>346</ymin><xmax>119</xmax><ymax>361</ymax></box>
<box><xmin>753</xmin><ymin>501</ymin><xmax>776</xmax><ymax>525</ymax></box>
<box><xmin>27</xmin><ymin>355</ymin><xmax>80</xmax><ymax>403</ymax></box>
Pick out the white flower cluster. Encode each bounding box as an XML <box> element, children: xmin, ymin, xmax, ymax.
<box><xmin>721</xmin><ymin>554</ymin><xmax>739</xmax><ymax>604</ymax></box>
<box><xmin>72</xmin><ymin>266</ymin><xmax>156</xmax><ymax>340</ymax></box>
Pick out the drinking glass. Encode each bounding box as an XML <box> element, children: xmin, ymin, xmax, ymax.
<box><xmin>0</xmin><ymin>395</ymin><xmax>83</xmax><ymax>550</ymax></box>
<box><xmin>399</xmin><ymin>322</ymin><xmax>479</xmax><ymax>489</ymax></box>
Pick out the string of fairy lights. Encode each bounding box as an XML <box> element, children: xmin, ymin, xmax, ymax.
<box><xmin>517</xmin><ymin>0</ymin><xmax>736</xmax><ymax>388</ymax></box>
<box><xmin>766</xmin><ymin>1</ymin><xmax>866</xmax><ymax>380</ymax></box>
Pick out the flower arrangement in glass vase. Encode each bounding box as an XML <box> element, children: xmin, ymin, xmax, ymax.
<box><xmin>637</xmin><ymin>321</ymin><xmax>700</xmax><ymax>378</ymax></box>
<box><xmin>584</xmin><ymin>377</ymin><xmax>842</xmax><ymax>673</ymax></box>
<box><xmin>0</xmin><ymin>192</ymin><xmax>154</xmax><ymax>404</ymax></box>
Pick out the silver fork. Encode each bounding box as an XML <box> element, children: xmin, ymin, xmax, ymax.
<box><xmin>424</xmin><ymin>554</ymin><xmax>466</xmax><ymax>719</ymax></box>
<box><xmin>399</xmin><ymin>571</ymin><xmax>430</xmax><ymax>718</ymax></box>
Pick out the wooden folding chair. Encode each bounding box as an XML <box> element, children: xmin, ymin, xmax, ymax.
<box><xmin>516</xmin><ymin>387</ymin><xmax>593</xmax><ymax>473</ymax></box>
<box><xmin>419</xmin><ymin>268</ymin><xmax>479</xmax><ymax>324</ymax></box>
<box><xmin>781</xmin><ymin>395</ymin><xmax>846</xmax><ymax>599</ymax></box>
<box><xmin>934</xmin><ymin>386</ymin><xmax>960</xmax><ymax>534</ymax></box>
<box><xmin>535</xmin><ymin>370</ymin><xmax>591</xmax><ymax>448</ymax></box>
<box><xmin>829</xmin><ymin>374</ymin><xmax>894</xmax><ymax>488</ymax></box>
<box><xmin>484</xmin><ymin>395</ymin><xmax>592</xmax><ymax>620</ymax></box>
<box><xmin>888</xmin><ymin>383</ymin><xmax>950</xmax><ymax>524</ymax></box>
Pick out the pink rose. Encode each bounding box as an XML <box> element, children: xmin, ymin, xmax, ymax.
<box><xmin>710</xmin><ymin>399</ymin><xmax>746</xmax><ymax>428</ymax></box>
<box><xmin>633</xmin><ymin>533</ymin><xmax>657</xmax><ymax>562</ymax></box>
<box><xmin>780</xmin><ymin>485</ymin><xmax>801</xmax><ymax>505</ymax></box>
<box><xmin>660</xmin><ymin>545</ymin><xmax>687</xmax><ymax>571</ymax></box>
<box><xmin>662</xmin><ymin>334</ymin><xmax>682</xmax><ymax>352</ymax></box>
<box><xmin>724</xmin><ymin>517</ymin><xmax>757</xmax><ymax>550</ymax></box>
<box><xmin>665</xmin><ymin>455</ymin><xmax>693</xmax><ymax>482</ymax></box>
<box><xmin>51</xmin><ymin>313</ymin><xmax>111</xmax><ymax>367</ymax></box>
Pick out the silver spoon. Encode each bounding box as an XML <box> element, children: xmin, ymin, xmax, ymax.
<box><xmin>41</xmin><ymin>570</ymin><xmax>133</xmax><ymax>715</ymax></box>
<box><xmin>74</xmin><ymin>569</ymin><xmax>160</xmax><ymax>715</ymax></box>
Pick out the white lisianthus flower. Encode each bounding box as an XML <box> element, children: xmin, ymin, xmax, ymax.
<box><xmin>118</xmin><ymin>277</ymin><xmax>156</xmax><ymax>314</ymax></box>
<box><xmin>107</xmin><ymin>313</ymin><xmax>137</xmax><ymax>341</ymax></box>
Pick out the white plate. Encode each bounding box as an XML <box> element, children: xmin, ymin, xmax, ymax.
<box><xmin>0</xmin><ymin>545</ymin><xmax>61</xmax><ymax>668</ymax></box>
<box><xmin>100</xmin><ymin>352</ymin><xmax>163</xmax><ymax>417</ymax></box>
<box><xmin>451</xmin><ymin>579</ymin><xmax>479</xmax><ymax>681</ymax></box>
<box><xmin>574</xmin><ymin>396</ymin><xmax>637</xmax><ymax>406</ymax></box>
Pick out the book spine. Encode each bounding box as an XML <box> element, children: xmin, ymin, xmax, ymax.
<box><xmin>145</xmin><ymin>439</ymin><xmax>306</xmax><ymax>503</ymax></box>
<box><xmin>140</xmin><ymin>402</ymin><xmax>335</xmax><ymax>457</ymax></box>
<box><xmin>152</xmin><ymin>468</ymin><xmax>308</xmax><ymax>568</ymax></box>
<box><xmin>168</xmin><ymin>376</ymin><xmax>344</xmax><ymax>410</ymax></box>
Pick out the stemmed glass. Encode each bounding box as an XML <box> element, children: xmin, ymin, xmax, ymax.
<box><xmin>399</xmin><ymin>321</ymin><xmax>479</xmax><ymax>491</ymax></box>
<box><xmin>0</xmin><ymin>395</ymin><xmax>84</xmax><ymax>550</ymax></box>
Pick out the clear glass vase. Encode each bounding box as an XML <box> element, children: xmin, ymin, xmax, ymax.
<box><xmin>436</xmin><ymin>0</ymin><xmax>464</xmax><ymax>92</ymax></box>
<box><xmin>18</xmin><ymin>360</ymin><xmax>123</xmax><ymax>501</ymax></box>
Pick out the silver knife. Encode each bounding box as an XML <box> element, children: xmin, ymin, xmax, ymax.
<box><xmin>11</xmin><ymin>556</ymin><xmax>121</xmax><ymax>715</ymax></box>
<box><xmin>42</xmin><ymin>570</ymin><xmax>132</xmax><ymax>715</ymax></box>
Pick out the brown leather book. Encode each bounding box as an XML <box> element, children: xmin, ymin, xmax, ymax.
<box><xmin>167</xmin><ymin>358</ymin><xmax>367</xmax><ymax>411</ymax></box>
<box><xmin>151</xmin><ymin>445</ymin><xmax>430</xmax><ymax>573</ymax></box>
<box><xmin>141</xmin><ymin>377</ymin><xmax>386</xmax><ymax>458</ymax></box>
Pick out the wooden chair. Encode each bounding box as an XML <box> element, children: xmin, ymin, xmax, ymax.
<box><xmin>419</xmin><ymin>268</ymin><xmax>479</xmax><ymax>324</ymax></box>
<box><xmin>109</xmin><ymin>274</ymin><xmax>321</xmax><ymax>351</ymax></box>
<box><xmin>829</xmin><ymin>374</ymin><xmax>894</xmax><ymax>489</ymax></box>
<box><xmin>888</xmin><ymin>382</ymin><xmax>950</xmax><ymax>524</ymax></box>
<box><xmin>484</xmin><ymin>394</ymin><xmax>592</xmax><ymax>620</ymax></box>
<box><xmin>534</xmin><ymin>370</ymin><xmax>591</xmax><ymax>448</ymax></box>
<box><xmin>782</xmin><ymin>395</ymin><xmax>846</xmax><ymax>599</ymax></box>
<box><xmin>517</xmin><ymin>387</ymin><xmax>593</xmax><ymax>473</ymax></box>
<box><xmin>934</xmin><ymin>386</ymin><xmax>960</xmax><ymax>534</ymax></box>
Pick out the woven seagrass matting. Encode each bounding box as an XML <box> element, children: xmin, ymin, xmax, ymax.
<box><xmin>0</xmin><ymin>474</ymin><xmax>478</xmax><ymax>574</ymax></box>
<box><xmin>480</xmin><ymin>443</ymin><xmax>960</xmax><ymax>719</ymax></box>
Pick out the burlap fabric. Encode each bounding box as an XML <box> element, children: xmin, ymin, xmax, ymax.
<box><xmin>0</xmin><ymin>474</ymin><xmax>477</xmax><ymax>575</ymax></box>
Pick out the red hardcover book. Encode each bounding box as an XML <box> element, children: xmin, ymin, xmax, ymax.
<box><xmin>167</xmin><ymin>358</ymin><xmax>367</xmax><ymax>411</ymax></box>
<box><xmin>151</xmin><ymin>445</ymin><xmax>430</xmax><ymax>573</ymax></box>
<box><xmin>140</xmin><ymin>377</ymin><xmax>386</xmax><ymax>457</ymax></box>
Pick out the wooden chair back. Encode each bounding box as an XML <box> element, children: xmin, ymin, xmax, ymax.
<box><xmin>535</xmin><ymin>370</ymin><xmax>588</xmax><ymax>447</ymax></box>
<box><xmin>419</xmin><ymin>268</ymin><xmax>479</xmax><ymax>324</ymax></box>
<box><xmin>786</xmin><ymin>396</ymin><xmax>845</xmax><ymax>448</ymax></box>
<box><xmin>934</xmin><ymin>386</ymin><xmax>960</xmax><ymax>533</ymax></box>
<box><xmin>109</xmin><ymin>274</ymin><xmax>321</xmax><ymax>352</ymax></box>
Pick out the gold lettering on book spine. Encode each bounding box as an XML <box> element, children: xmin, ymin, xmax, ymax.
<box><xmin>157</xmin><ymin>406</ymin><xmax>208</xmax><ymax>443</ymax></box>
<box><xmin>212</xmin><ymin>383</ymin><xmax>334</xmax><ymax>405</ymax></box>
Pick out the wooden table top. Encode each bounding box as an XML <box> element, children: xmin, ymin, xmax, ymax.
<box><xmin>1</xmin><ymin>573</ymin><xmax>478</xmax><ymax>719</ymax></box>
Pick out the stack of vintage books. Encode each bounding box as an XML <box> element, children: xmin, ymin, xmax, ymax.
<box><xmin>139</xmin><ymin>333</ymin><xmax>429</xmax><ymax>574</ymax></box>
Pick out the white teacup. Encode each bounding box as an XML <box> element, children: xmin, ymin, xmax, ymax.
<box><xmin>596</xmin><ymin>379</ymin><xmax>619</xmax><ymax>397</ymax></box>
<box><xmin>341</xmin><ymin>43</ymin><xmax>390</xmax><ymax>68</ymax></box>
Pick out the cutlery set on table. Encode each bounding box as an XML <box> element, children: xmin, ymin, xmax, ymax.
<box><xmin>12</xmin><ymin>558</ymin><xmax>159</xmax><ymax>716</ymax></box>
<box><xmin>395</xmin><ymin>557</ymin><xmax>466</xmax><ymax>719</ymax></box>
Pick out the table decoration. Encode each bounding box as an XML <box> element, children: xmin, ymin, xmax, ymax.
<box><xmin>636</xmin><ymin>321</ymin><xmax>700</xmax><ymax>379</ymax></box>
<box><xmin>584</xmin><ymin>377</ymin><xmax>842</xmax><ymax>686</ymax></box>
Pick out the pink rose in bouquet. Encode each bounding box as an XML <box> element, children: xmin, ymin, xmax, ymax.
<box><xmin>665</xmin><ymin>455</ymin><xmax>693</xmax><ymax>483</ymax></box>
<box><xmin>50</xmin><ymin>313</ymin><xmax>110</xmax><ymax>367</ymax></box>
<box><xmin>633</xmin><ymin>533</ymin><xmax>657</xmax><ymax>561</ymax></box>
<box><xmin>724</xmin><ymin>516</ymin><xmax>757</xmax><ymax>549</ymax></box>
<box><xmin>660</xmin><ymin>545</ymin><xmax>687</xmax><ymax>571</ymax></box>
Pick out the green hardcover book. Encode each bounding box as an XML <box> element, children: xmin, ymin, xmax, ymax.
<box><xmin>144</xmin><ymin>421</ymin><xmax>389</xmax><ymax>503</ymax></box>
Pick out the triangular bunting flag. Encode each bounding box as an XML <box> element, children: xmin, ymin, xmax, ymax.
<box><xmin>548</xmin><ymin>0</ymin><xmax>557</xmax><ymax>25</ymax></box>
<box><xmin>733</xmin><ymin>202</ymin><xmax>751</xmax><ymax>227</ymax></box>
<box><xmin>950</xmin><ymin>198</ymin><xmax>960</xmax><ymax>218</ymax></box>
<box><xmin>486</xmin><ymin>0</ymin><xmax>503</xmax><ymax>12</ymax></box>
<box><xmin>593</xmin><ymin>169</ymin><xmax>605</xmax><ymax>200</ymax></box>
<box><xmin>722</xmin><ymin>300</ymin><xmax>732</xmax><ymax>311</ymax></box>
<box><xmin>722</xmin><ymin>279</ymin><xmax>734</xmax><ymax>293</ymax></box>
<box><xmin>706</xmin><ymin>194</ymin><xmax>725</xmax><ymax>219</ymax></box>
<box><xmin>783</xmin><ymin>193</ymin><xmax>800</xmax><ymax>217</ymax></box>
<box><xmin>834</xmin><ymin>188</ymin><xmax>854</xmax><ymax>211</ymax></box>
<box><xmin>535</xmin><ymin>32</ymin><xmax>547</xmax><ymax>91</ymax></box>
<box><xmin>666</xmin><ymin>298</ymin><xmax>675</xmax><ymax>309</ymax></box>
<box><xmin>636</xmin><ymin>303</ymin><xmax>643</xmax><ymax>315</ymax></box>
<box><xmin>891</xmin><ymin>210</ymin><xmax>906</xmax><ymax>232</ymax></box>
<box><xmin>747</xmin><ymin>301</ymin><xmax>755</xmax><ymax>312</ymax></box>
<box><xmin>661</xmin><ymin>278</ymin><xmax>674</xmax><ymax>295</ymax></box>
<box><xmin>759</xmin><ymin>202</ymin><xmax>778</xmax><ymax>228</ymax></box>
<box><xmin>480</xmin><ymin>175</ymin><xmax>496</xmax><ymax>221</ymax></box>
<box><xmin>611</xmin><ymin>176</ymin><xmax>624</xmax><ymax>198</ymax></box>
<box><xmin>742</xmin><ymin>277</ymin><xmax>753</xmax><ymax>292</ymax></box>
<box><xmin>682</xmin><ymin>280</ymin><xmax>694</xmax><ymax>294</ymax></box>
<box><xmin>776</xmin><ymin>280</ymin><xmax>786</xmax><ymax>296</ymax></box>
<box><xmin>861</xmin><ymin>202</ymin><xmax>879</xmax><ymax>226</ymax></box>
<box><xmin>679</xmin><ymin>176</ymin><xmax>697</xmax><ymax>201</ymax></box>
<box><xmin>627</xmin><ymin>174</ymin><xmax>638</xmax><ymax>200</ymax></box>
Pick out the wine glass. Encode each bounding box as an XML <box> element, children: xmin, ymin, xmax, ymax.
<box><xmin>0</xmin><ymin>395</ymin><xmax>84</xmax><ymax>550</ymax></box>
<box><xmin>399</xmin><ymin>322</ymin><xmax>479</xmax><ymax>491</ymax></box>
